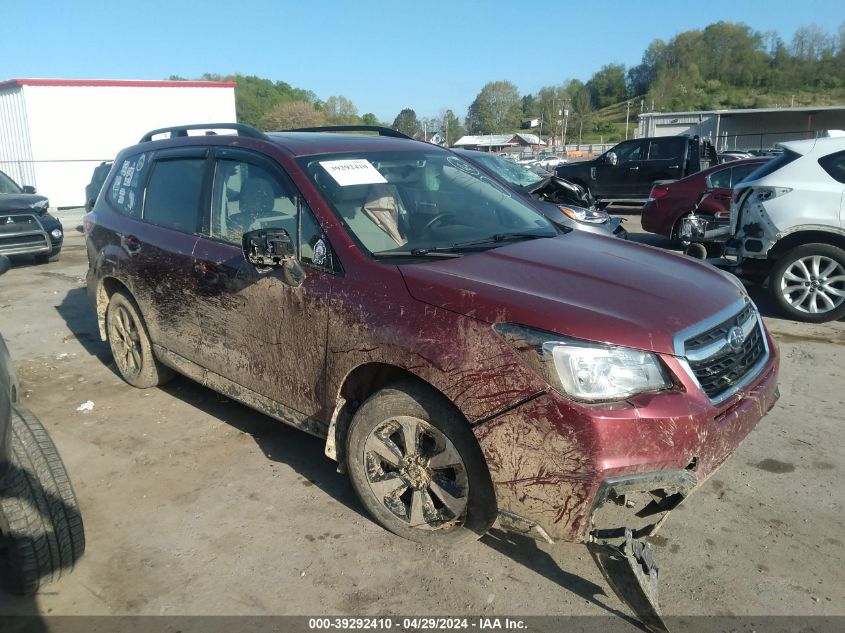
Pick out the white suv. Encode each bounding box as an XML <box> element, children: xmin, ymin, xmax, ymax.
<box><xmin>731</xmin><ymin>137</ymin><xmax>845</xmax><ymax>322</ymax></box>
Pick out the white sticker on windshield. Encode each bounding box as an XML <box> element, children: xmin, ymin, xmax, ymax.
<box><xmin>320</xmin><ymin>159</ymin><xmax>388</xmax><ymax>186</ymax></box>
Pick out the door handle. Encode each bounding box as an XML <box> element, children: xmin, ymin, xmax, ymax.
<box><xmin>628</xmin><ymin>166</ymin><xmax>639</xmax><ymax>171</ymax></box>
<box><xmin>123</xmin><ymin>235</ymin><xmax>141</xmax><ymax>253</ymax></box>
<box><xmin>668</xmin><ymin>165</ymin><xmax>679</xmax><ymax>170</ymax></box>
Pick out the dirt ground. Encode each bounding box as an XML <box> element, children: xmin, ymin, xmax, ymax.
<box><xmin>0</xmin><ymin>211</ymin><xmax>843</xmax><ymax>625</ymax></box>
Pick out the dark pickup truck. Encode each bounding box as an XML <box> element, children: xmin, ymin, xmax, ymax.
<box><xmin>554</xmin><ymin>135</ymin><xmax>701</xmax><ymax>202</ymax></box>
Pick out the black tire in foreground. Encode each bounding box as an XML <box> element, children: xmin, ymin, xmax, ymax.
<box><xmin>769</xmin><ymin>243</ymin><xmax>845</xmax><ymax>323</ymax></box>
<box><xmin>346</xmin><ymin>380</ymin><xmax>496</xmax><ymax>545</ymax></box>
<box><xmin>0</xmin><ymin>406</ymin><xmax>85</xmax><ymax>594</ymax></box>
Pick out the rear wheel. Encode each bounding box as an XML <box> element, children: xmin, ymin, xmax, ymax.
<box><xmin>106</xmin><ymin>291</ymin><xmax>174</xmax><ymax>388</ymax></box>
<box><xmin>769</xmin><ymin>243</ymin><xmax>845</xmax><ymax>323</ymax></box>
<box><xmin>346</xmin><ymin>381</ymin><xmax>496</xmax><ymax>545</ymax></box>
<box><xmin>0</xmin><ymin>406</ymin><xmax>85</xmax><ymax>594</ymax></box>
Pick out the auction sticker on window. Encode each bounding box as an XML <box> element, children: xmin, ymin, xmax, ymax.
<box><xmin>320</xmin><ymin>159</ymin><xmax>387</xmax><ymax>186</ymax></box>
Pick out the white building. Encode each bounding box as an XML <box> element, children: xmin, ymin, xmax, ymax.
<box><xmin>638</xmin><ymin>106</ymin><xmax>845</xmax><ymax>152</ymax></box>
<box><xmin>0</xmin><ymin>78</ymin><xmax>237</xmax><ymax>207</ymax></box>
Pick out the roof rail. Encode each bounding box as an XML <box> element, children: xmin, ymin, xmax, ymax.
<box><xmin>285</xmin><ymin>125</ymin><xmax>412</xmax><ymax>139</ymax></box>
<box><xmin>139</xmin><ymin>123</ymin><xmax>268</xmax><ymax>143</ymax></box>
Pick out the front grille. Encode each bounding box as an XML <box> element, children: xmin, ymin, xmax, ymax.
<box><xmin>0</xmin><ymin>214</ymin><xmax>41</xmax><ymax>235</ymax></box>
<box><xmin>684</xmin><ymin>303</ymin><xmax>766</xmax><ymax>400</ymax></box>
<box><xmin>0</xmin><ymin>233</ymin><xmax>49</xmax><ymax>251</ymax></box>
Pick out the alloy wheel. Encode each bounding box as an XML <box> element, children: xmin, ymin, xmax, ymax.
<box><xmin>363</xmin><ymin>416</ymin><xmax>468</xmax><ymax>530</ymax></box>
<box><xmin>108</xmin><ymin>305</ymin><xmax>143</xmax><ymax>377</ymax></box>
<box><xmin>780</xmin><ymin>255</ymin><xmax>845</xmax><ymax>314</ymax></box>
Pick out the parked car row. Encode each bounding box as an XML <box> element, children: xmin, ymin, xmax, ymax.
<box><xmin>78</xmin><ymin>122</ymin><xmax>780</xmax><ymax>630</ymax></box>
<box><xmin>642</xmin><ymin>136</ymin><xmax>845</xmax><ymax>323</ymax></box>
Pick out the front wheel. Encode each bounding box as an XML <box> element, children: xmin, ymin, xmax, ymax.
<box><xmin>769</xmin><ymin>243</ymin><xmax>845</xmax><ymax>323</ymax></box>
<box><xmin>346</xmin><ymin>381</ymin><xmax>496</xmax><ymax>545</ymax></box>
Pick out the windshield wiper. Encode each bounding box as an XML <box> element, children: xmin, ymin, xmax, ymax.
<box><xmin>371</xmin><ymin>248</ymin><xmax>462</xmax><ymax>258</ymax></box>
<box><xmin>451</xmin><ymin>232</ymin><xmax>553</xmax><ymax>248</ymax></box>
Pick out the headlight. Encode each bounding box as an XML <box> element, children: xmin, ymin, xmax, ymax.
<box><xmin>30</xmin><ymin>199</ymin><xmax>49</xmax><ymax>211</ymax></box>
<box><xmin>558</xmin><ymin>204</ymin><xmax>608</xmax><ymax>224</ymax></box>
<box><xmin>494</xmin><ymin>323</ymin><xmax>672</xmax><ymax>402</ymax></box>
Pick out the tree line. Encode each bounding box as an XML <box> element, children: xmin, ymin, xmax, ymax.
<box><xmin>174</xmin><ymin>20</ymin><xmax>845</xmax><ymax>145</ymax></box>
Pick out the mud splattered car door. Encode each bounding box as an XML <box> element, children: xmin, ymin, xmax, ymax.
<box><xmin>189</xmin><ymin>150</ymin><xmax>334</xmax><ymax>426</ymax></box>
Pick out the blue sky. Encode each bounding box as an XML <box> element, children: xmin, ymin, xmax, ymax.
<box><xmin>2</xmin><ymin>0</ymin><xmax>843</xmax><ymax>122</ymax></box>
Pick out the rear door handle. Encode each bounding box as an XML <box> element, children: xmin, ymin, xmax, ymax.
<box><xmin>668</xmin><ymin>165</ymin><xmax>679</xmax><ymax>170</ymax></box>
<box><xmin>628</xmin><ymin>166</ymin><xmax>639</xmax><ymax>171</ymax></box>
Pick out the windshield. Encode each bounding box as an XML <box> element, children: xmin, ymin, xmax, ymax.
<box><xmin>297</xmin><ymin>150</ymin><xmax>555</xmax><ymax>256</ymax></box>
<box><xmin>0</xmin><ymin>170</ymin><xmax>22</xmax><ymax>195</ymax></box>
<box><xmin>459</xmin><ymin>151</ymin><xmax>545</xmax><ymax>189</ymax></box>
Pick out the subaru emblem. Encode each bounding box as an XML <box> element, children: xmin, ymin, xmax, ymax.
<box><xmin>726</xmin><ymin>326</ymin><xmax>745</xmax><ymax>352</ymax></box>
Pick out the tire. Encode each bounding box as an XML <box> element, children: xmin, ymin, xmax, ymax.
<box><xmin>346</xmin><ymin>380</ymin><xmax>496</xmax><ymax>545</ymax></box>
<box><xmin>106</xmin><ymin>291</ymin><xmax>174</xmax><ymax>388</ymax></box>
<box><xmin>769</xmin><ymin>243</ymin><xmax>845</xmax><ymax>323</ymax></box>
<box><xmin>0</xmin><ymin>406</ymin><xmax>85</xmax><ymax>594</ymax></box>
<box><xmin>34</xmin><ymin>249</ymin><xmax>61</xmax><ymax>264</ymax></box>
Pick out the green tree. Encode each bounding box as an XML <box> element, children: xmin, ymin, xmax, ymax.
<box><xmin>571</xmin><ymin>87</ymin><xmax>592</xmax><ymax>146</ymax></box>
<box><xmin>465</xmin><ymin>81</ymin><xmax>523</xmax><ymax>134</ymax></box>
<box><xmin>392</xmin><ymin>108</ymin><xmax>421</xmax><ymax>138</ymax></box>
<box><xmin>587</xmin><ymin>64</ymin><xmax>628</xmax><ymax>108</ymax></box>
<box><xmin>534</xmin><ymin>85</ymin><xmax>569</xmax><ymax>144</ymax></box>
<box><xmin>259</xmin><ymin>101</ymin><xmax>325</xmax><ymax>131</ymax></box>
<box><xmin>439</xmin><ymin>109</ymin><xmax>466</xmax><ymax>146</ymax></box>
<box><xmin>361</xmin><ymin>113</ymin><xmax>380</xmax><ymax>126</ymax></box>
<box><xmin>323</xmin><ymin>96</ymin><xmax>359</xmax><ymax>125</ymax></box>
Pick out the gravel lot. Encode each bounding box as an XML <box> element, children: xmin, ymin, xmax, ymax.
<box><xmin>0</xmin><ymin>210</ymin><xmax>843</xmax><ymax>626</ymax></box>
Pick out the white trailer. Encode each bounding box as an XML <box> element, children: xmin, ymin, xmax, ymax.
<box><xmin>0</xmin><ymin>79</ymin><xmax>237</xmax><ymax>207</ymax></box>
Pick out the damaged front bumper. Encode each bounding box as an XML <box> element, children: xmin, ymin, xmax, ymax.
<box><xmin>475</xmin><ymin>333</ymin><xmax>779</xmax><ymax>631</ymax></box>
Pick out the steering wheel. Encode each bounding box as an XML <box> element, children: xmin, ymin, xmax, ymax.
<box><xmin>422</xmin><ymin>213</ymin><xmax>455</xmax><ymax>233</ymax></box>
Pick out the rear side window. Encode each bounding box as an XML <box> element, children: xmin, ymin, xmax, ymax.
<box><xmin>109</xmin><ymin>152</ymin><xmax>151</xmax><ymax>217</ymax></box>
<box><xmin>819</xmin><ymin>151</ymin><xmax>845</xmax><ymax>184</ymax></box>
<box><xmin>743</xmin><ymin>150</ymin><xmax>800</xmax><ymax>182</ymax></box>
<box><xmin>143</xmin><ymin>159</ymin><xmax>206</xmax><ymax>233</ymax></box>
<box><xmin>647</xmin><ymin>138</ymin><xmax>683</xmax><ymax>160</ymax></box>
<box><xmin>708</xmin><ymin>166</ymin><xmax>732</xmax><ymax>189</ymax></box>
<box><xmin>730</xmin><ymin>162</ymin><xmax>763</xmax><ymax>186</ymax></box>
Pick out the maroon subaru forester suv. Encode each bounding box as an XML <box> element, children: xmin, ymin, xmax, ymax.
<box><xmin>85</xmin><ymin>124</ymin><xmax>779</xmax><ymax>624</ymax></box>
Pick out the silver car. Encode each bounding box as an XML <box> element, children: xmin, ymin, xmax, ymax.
<box><xmin>452</xmin><ymin>149</ymin><xmax>626</xmax><ymax>238</ymax></box>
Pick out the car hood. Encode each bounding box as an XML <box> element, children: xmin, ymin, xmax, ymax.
<box><xmin>0</xmin><ymin>193</ymin><xmax>49</xmax><ymax>213</ymax></box>
<box><xmin>399</xmin><ymin>233</ymin><xmax>745</xmax><ymax>355</ymax></box>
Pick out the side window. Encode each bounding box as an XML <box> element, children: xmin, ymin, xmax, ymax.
<box><xmin>108</xmin><ymin>152</ymin><xmax>151</xmax><ymax>218</ymax></box>
<box><xmin>299</xmin><ymin>203</ymin><xmax>334</xmax><ymax>270</ymax></box>
<box><xmin>730</xmin><ymin>163</ymin><xmax>761</xmax><ymax>187</ymax></box>
<box><xmin>819</xmin><ymin>151</ymin><xmax>845</xmax><ymax>184</ymax></box>
<box><xmin>648</xmin><ymin>139</ymin><xmax>682</xmax><ymax>161</ymax></box>
<box><xmin>709</xmin><ymin>167</ymin><xmax>732</xmax><ymax>189</ymax></box>
<box><xmin>211</xmin><ymin>159</ymin><xmax>297</xmax><ymax>244</ymax></box>
<box><xmin>615</xmin><ymin>141</ymin><xmax>644</xmax><ymax>162</ymax></box>
<box><xmin>143</xmin><ymin>158</ymin><xmax>205</xmax><ymax>232</ymax></box>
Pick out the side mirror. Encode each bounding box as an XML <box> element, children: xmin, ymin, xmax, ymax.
<box><xmin>0</xmin><ymin>255</ymin><xmax>11</xmax><ymax>276</ymax></box>
<box><xmin>605</xmin><ymin>152</ymin><xmax>618</xmax><ymax>167</ymax></box>
<box><xmin>22</xmin><ymin>185</ymin><xmax>36</xmax><ymax>194</ymax></box>
<box><xmin>242</xmin><ymin>228</ymin><xmax>305</xmax><ymax>287</ymax></box>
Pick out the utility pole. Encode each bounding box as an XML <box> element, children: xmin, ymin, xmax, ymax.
<box><xmin>625</xmin><ymin>100</ymin><xmax>631</xmax><ymax>140</ymax></box>
<box><xmin>562</xmin><ymin>107</ymin><xmax>569</xmax><ymax>148</ymax></box>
